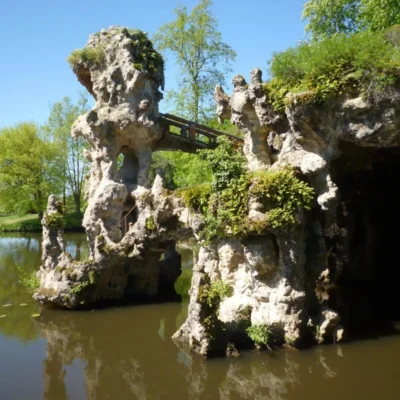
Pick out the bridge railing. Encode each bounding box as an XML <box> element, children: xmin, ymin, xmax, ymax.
<box><xmin>160</xmin><ymin>113</ymin><xmax>243</xmax><ymax>147</ymax></box>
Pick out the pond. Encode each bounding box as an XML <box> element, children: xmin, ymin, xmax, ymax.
<box><xmin>0</xmin><ymin>233</ymin><xmax>399</xmax><ymax>399</ymax></box>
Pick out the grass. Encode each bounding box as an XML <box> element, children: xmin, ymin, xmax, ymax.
<box><xmin>0</xmin><ymin>213</ymin><xmax>84</xmax><ymax>232</ymax></box>
<box><xmin>0</xmin><ymin>214</ymin><xmax>38</xmax><ymax>224</ymax></box>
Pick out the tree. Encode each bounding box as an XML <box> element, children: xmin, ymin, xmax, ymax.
<box><xmin>302</xmin><ymin>0</ymin><xmax>360</xmax><ymax>39</ymax></box>
<box><xmin>0</xmin><ymin>123</ymin><xmax>61</xmax><ymax>219</ymax></box>
<box><xmin>302</xmin><ymin>0</ymin><xmax>400</xmax><ymax>39</ymax></box>
<box><xmin>361</xmin><ymin>0</ymin><xmax>400</xmax><ymax>32</ymax></box>
<box><xmin>153</xmin><ymin>0</ymin><xmax>236</xmax><ymax>123</ymax></box>
<box><xmin>44</xmin><ymin>94</ymin><xmax>90</xmax><ymax>217</ymax></box>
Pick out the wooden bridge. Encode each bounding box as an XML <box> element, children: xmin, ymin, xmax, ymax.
<box><xmin>156</xmin><ymin>113</ymin><xmax>243</xmax><ymax>153</ymax></box>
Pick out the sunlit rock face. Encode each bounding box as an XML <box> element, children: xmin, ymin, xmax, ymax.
<box><xmin>174</xmin><ymin>69</ymin><xmax>400</xmax><ymax>356</ymax></box>
<box><xmin>36</xmin><ymin>26</ymin><xmax>400</xmax><ymax>357</ymax></box>
<box><xmin>35</xmin><ymin>27</ymin><xmax>187</xmax><ymax>308</ymax></box>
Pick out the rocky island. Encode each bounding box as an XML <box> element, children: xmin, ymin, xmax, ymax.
<box><xmin>34</xmin><ymin>26</ymin><xmax>400</xmax><ymax>357</ymax></box>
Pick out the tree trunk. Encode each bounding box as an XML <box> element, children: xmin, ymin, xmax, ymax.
<box><xmin>73</xmin><ymin>193</ymin><xmax>82</xmax><ymax>218</ymax></box>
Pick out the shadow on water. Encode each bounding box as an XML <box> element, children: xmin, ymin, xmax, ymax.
<box><xmin>1</xmin><ymin>234</ymin><xmax>400</xmax><ymax>399</ymax></box>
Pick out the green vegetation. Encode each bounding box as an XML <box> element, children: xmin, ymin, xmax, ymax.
<box><xmin>0</xmin><ymin>212</ymin><xmax>83</xmax><ymax>232</ymax></box>
<box><xmin>44</xmin><ymin>94</ymin><xmax>90</xmax><ymax>217</ymax></box>
<box><xmin>266</xmin><ymin>30</ymin><xmax>400</xmax><ymax>112</ymax></box>
<box><xmin>71</xmin><ymin>281</ymin><xmax>90</xmax><ymax>295</ymax></box>
<box><xmin>17</xmin><ymin>267</ymin><xmax>40</xmax><ymax>294</ymax></box>
<box><xmin>0</xmin><ymin>215</ymin><xmax>41</xmax><ymax>232</ymax></box>
<box><xmin>246</xmin><ymin>324</ymin><xmax>272</xmax><ymax>347</ymax></box>
<box><xmin>251</xmin><ymin>168</ymin><xmax>315</xmax><ymax>229</ymax></box>
<box><xmin>153</xmin><ymin>0</ymin><xmax>236</xmax><ymax>122</ymax></box>
<box><xmin>44</xmin><ymin>212</ymin><xmax>64</xmax><ymax>229</ymax></box>
<box><xmin>177</xmin><ymin>138</ymin><xmax>314</xmax><ymax>242</ymax></box>
<box><xmin>127</xmin><ymin>29</ymin><xmax>164</xmax><ymax>76</ymax></box>
<box><xmin>88</xmin><ymin>271</ymin><xmax>96</xmax><ymax>285</ymax></box>
<box><xmin>67</xmin><ymin>47</ymin><xmax>105</xmax><ymax>67</ymax></box>
<box><xmin>174</xmin><ymin>268</ymin><xmax>193</xmax><ymax>300</ymax></box>
<box><xmin>0</xmin><ymin>123</ymin><xmax>61</xmax><ymax>219</ymax></box>
<box><xmin>303</xmin><ymin>0</ymin><xmax>400</xmax><ymax>39</ymax></box>
<box><xmin>198</xmin><ymin>279</ymin><xmax>233</xmax><ymax>308</ymax></box>
<box><xmin>145</xmin><ymin>216</ymin><xmax>156</xmax><ymax>232</ymax></box>
<box><xmin>150</xmin><ymin>151</ymin><xmax>212</xmax><ymax>190</ymax></box>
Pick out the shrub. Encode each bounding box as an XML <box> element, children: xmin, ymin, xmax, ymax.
<box><xmin>199</xmin><ymin>136</ymin><xmax>246</xmax><ymax>191</ymax></box>
<box><xmin>0</xmin><ymin>219</ymin><xmax>42</xmax><ymax>232</ymax></box>
<box><xmin>250</xmin><ymin>168</ymin><xmax>315</xmax><ymax>229</ymax></box>
<box><xmin>67</xmin><ymin>47</ymin><xmax>105</xmax><ymax>67</ymax></box>
<box><xmin>176</xmin><ymin>140</ymin><xmax>315</xmax><ymax>242</ymax></box>
<box><xmin>198</xmin><ymin>279</ymin><xmax>233</xmax><ymax>309</ymax></box>
<box><xmin>44</xmin><ymin>212</ymin><xmax>64</xmax><ymax>229</ymax></box>
<box><xmin>267</xmin><ymin>30</ymin><xmax>400</xmax><ymax>110</ymax></box>
<box><xmin>385</xmin><ymin>25</ymin><xmax>400</xmax><ymax>47</ymax></box>
<box><xmin>145</xmin><ymin>216</ymin><xmax>156</xmax><ymax>231</ymax></box>
<box><xmin>246</xmin><ymin>324</ymin><xmax>272</xmax><ymax>346</ymax></box>
<box><xmin>177</xmin><ymin>183</ymin><xmax>211</xmax><ymax>214</ymax></box>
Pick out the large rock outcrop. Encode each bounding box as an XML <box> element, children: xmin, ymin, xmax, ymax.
<box><xmin>34</xmin><ymin>27</ymin><xmax>191</xmax><ymax>307</ymax></box>
<box><xmin>35</xmin><ymin>26</ymin><xmax>400</xmax><ymax>357</ymax></box>
<box><xmin>173</xmin><ymin>68</ymin><xmax>400</xmax><ymax>355</ymax></box>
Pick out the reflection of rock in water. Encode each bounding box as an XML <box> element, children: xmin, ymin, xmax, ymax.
<box><xmin>35</xmin><ymin>304</ymin><xmax>350</xmax><ymax>399</ymax></box>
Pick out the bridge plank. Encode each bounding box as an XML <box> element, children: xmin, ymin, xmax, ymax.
<box><xmin>160</xmin><ymin>113</ymin><xmax>243</xmax><ymax>142</ymax></box>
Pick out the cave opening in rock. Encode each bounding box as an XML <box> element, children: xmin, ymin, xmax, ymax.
<box><xmin>330</xmin><ymin>142</ymin><xmax>400</xmax><ymax>332</ymax></box>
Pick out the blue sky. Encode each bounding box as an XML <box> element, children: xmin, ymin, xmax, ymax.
<box><xmin>0</xmin><ymin>0</ymin><xmax>307</xmax><ymax>128</ymax></box>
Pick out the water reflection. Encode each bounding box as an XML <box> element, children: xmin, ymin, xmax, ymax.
<box><xmin>1</xmin><ymin>234</ymin><xmax>400</xmax><ymax>399</ymax></box>
<box><xmin>32</xmin><ymin>305</ymin><xmax>400</xmax><ymax>400</ymax></box>
<box><xmin>0</xmin><ymin>233</ymin><xmax>89</xmax><ymax>343</ymax></box>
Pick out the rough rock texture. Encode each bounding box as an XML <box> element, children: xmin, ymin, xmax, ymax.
<box><xmin>174</xmin><ymin>69</ymin><xmax>400</xmax><ymax>356</ymax></box>
<box><xmin>36</xmin><ymin>26</ymin><xmax>400</xmax><ymax>356</ymax></box>
<box><xmin>34</xmin><ymin>27</ymin><xmax>191</xmax><ymax>307</ymax></box>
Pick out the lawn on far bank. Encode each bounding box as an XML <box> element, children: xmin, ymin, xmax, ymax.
<box><xmin>0</xmin><ymin>213</ymin><xmax>84</xmax><ymax>232</ymax></box>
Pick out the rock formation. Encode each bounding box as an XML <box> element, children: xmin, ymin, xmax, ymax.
<box><xmin>35</xmin><ymin>26</ymin><xmax>400</xmax><ymax>357</ymax></box>
<box><xmin>34</xmin><ymin>27</ymin><xmax>189</xmax><ymax>307</ymax></box>
<box><xmin>174</xmin><ymin>68</ymin><xmax>400</xmax><ymax>355</ymax></box>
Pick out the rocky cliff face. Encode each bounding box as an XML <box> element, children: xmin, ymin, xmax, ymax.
<box><xmin>34</xmin><ymin>27</ymin><xmax>191</xmax><ymax>307</ymax></box>
<box><xmin>174</xmin><ymin>68</ymin><xmax>400</xmax><ymax>355</ymax></box>
<box><xmin>35</xmin><ymin>27</ymin><xmax>400</xmax><ymax>357</ymax></box>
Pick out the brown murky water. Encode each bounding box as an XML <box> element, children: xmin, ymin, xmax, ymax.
<box><xmin>1</xmin><ymin>233</ymin><xmax>400</xmax><ymax>400</ymax></box>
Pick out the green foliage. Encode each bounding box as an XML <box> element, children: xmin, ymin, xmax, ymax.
<box><xmin>145</xmin><ymin>216</ymin><xmax>156</xmax><ymax>231</ymax></box>
<box><xmin>67</xmin><ymin>47</ymin><xmax>105</xmax><ymax>67</ymax></box>
<box><xmin>385</xmin><ymin>25</ymin><xmax>400</xmax><ymax>47</ymax></box>
<box><xmin>177</xmin><ymin>139</ymin><xmax>314</xmax><ymax>242</ymax></box>
<box><xmin>63</xmin><ymin>212</ymin><xmax>84</xmax><ymax>231</ymax></box>
<box><xmin>174</xmin><ymin>268</ymin><xmax>193</xmax><ymax>300</ymax></box>
<box><xmin>44</xmin><ymin>212</ymin><xmax>64</xmax><ymax>229</ymax></box>
<box><xmin>150</xmin><ymin>151</ymin><xmax>212</xmax><ymax>189</ymax></box>
<box><xmin>153</xmin><ymin>0</ymin><xmax>236</xmax><ymax>122</ymax></box>
<box><xmin>44</xmin><ymin>94</ymin><xmax>90</xmax><ymax>217</ymax></box>
<box><xmin>268</xmin><ymin>31</ymin><xmax>400</xmax><ymax>109</ymax></box>
<box><xmin>198</xmin><ymin>279</ymin><xmax>233</xmax><ymax>308</ymax></box>
<box><xmin>177</xmin><ymin>183</ymin><xmax>211</xmax><ymax>214</ymax></box>
<box><xmin>199</xmin><ymin>136</ymin><xmax>246</xmax><ymax>191</ymax></box>
<box><xmin>71</xmin><ymin>281</ymin><xmax>90</xmax><ymax>295</ymax></box>
<box><xmin>0</xmin><ymin>123</ymin><xmax>61</xmax><ymax>217</ymax></box>
<box><xmin>0</xmin><ymin>215</ymin><xmax>41</xmax><ymax>232</ymax></box>
<box><xmin>88</xmin><ymin>271</ymin><xmax>96</xmax><ymax>285</ymax></box>
<box><xmin>302</xmin><ymin>0</ymin><xmax>360</xmax><ymax>39</ymax></box>
<box><xmin>302</xmin><ymin>0</ymin><xmax>400</xmax><ymax>40</ymax></box>
<box><xmin>251</xmin><ymin>168</ymin><xmax>315</xmax><ymax>229</ymax></box>
<box><xmin>17</xmin><ymin>267</ymin><xmax>40</xmax><ymax>294</ymax></box>
<box><xmin>128</xmin><ymin>30</ymin><xmax>164</xmax><ymax>76</ymax></box>
<box><xmin>359</xmin><ymin>0</ymin><xmax>400</xmax><ymax>32</ymax></box>
<box><xmin>246</xmin><ymin>324</ymin><xmax>272</xmax><ymax>346</ymax></box>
